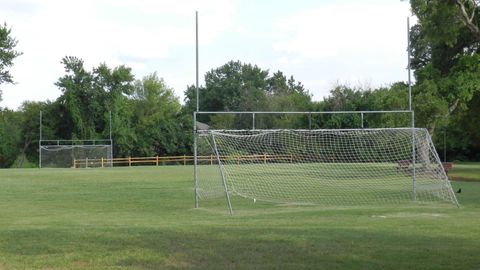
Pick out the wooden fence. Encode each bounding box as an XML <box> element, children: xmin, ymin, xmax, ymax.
<box><xmin>73</xmin><ymin>154</ymin><xmax>294</xmax><ymax>168</ymax></box>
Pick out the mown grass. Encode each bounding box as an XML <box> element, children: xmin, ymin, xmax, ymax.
<box><xmin>449</xmin><ymin>162</ymin><xmax>480</xmax><ymax>182</ymax></box>
<box><xmin>0</xmin><ymin>166</ymin><xmax>479</xmax><ymax>269</ymax></box>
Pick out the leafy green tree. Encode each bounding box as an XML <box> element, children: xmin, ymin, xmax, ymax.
<box><xmin>18</xmin><ymin>101</ymin><xmax>47</xmax><ymax>165</ymax></box>
<box><xmin>93</xmin><ymin>62</ymin><xmax>136</xmax><ymax>157</ymax></box>
<box><xmin>55</xmin><ymin>56</ymin><xmax>96</xmax><ymax>139</ymax></box>
<box><xmin>410</xmin><ymin>0</ymin><xmax>480</xmax><ymax>133</ymax></box>
<box><xmin>439</xmin><ymin>91</ymin><xmax>480</xmax><ymax>161</ymax></box>
<box><xmin>0</xmin><ymin>23</ymin><xmax>22</xmax><ymax>101</ymax></box>
<box><xmin>370</xmin><ymin>82</ymin><xmax>410</xmax><ymax>128</ymax></box>
<box><xmin>131</xmin><ymin>73</ymin><xmax>187</xmax><ymax>156</ymax></box>
<box><xmin>184</xmin><ymin>61</ymin><xmax>270</xmax><ymax>129</ymax></box>
<box><xmin>0</xmin><ymin>109</ymin><xmax>22</xmax><ymax>167</ymax></box>
<box><xmin>54</xmin><ymin>56</ymin><xmax>136</xmax><ymax>157</ymax></box>
<box><xmin>184</xmin><ymin>61</ymin><xmax>312</xmax><ymax>129</ymax></box>
<box><xmin>257</xmin><ymin>72</ymin><xmax>311</xmax><ymax>128</ymax></box>
<box><xmin>314</xmin><ymin>85</ymin><xmax>368</xmax><ymax>129</ymax></box>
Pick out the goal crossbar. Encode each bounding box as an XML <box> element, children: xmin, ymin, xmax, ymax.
<box><xmin>40</xmin><ymin>139</ymin><xmax>112</xmax><ymax>145</ymax></box>
<box><xmin>194</xmin><ymin>110</ymin><xmax>412</xmax><ymax>115</ymax></box>
<box><xmin>194</xmin><ymin>110</ymin><xmax>413</xmax><ymax>131</ymax></box>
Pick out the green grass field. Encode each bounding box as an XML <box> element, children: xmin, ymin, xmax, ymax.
<box><xmin>199</xmin><ymin>162</ymin><xmax>458</xmax><ymax>206</ymax></box>
<box><xmin>449</xmin><ymin>162</ymin><xmax>480</xmax><ymax>181</ymax></box>
<box><xmin>0</xmin><ymin>165</ymin><xmax>479</xmax><ymax>269</ymax></box>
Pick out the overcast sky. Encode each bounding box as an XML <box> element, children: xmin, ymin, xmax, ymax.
<box><xmin>0</xmin><ymin>0</ymin><xmax>413</xmax><ymax>110</ymax></box>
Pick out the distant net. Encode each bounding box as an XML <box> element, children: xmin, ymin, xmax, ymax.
<box><xmin>40</xmin><ymin>143</ymin><xmax>112</xmax><ymax>168</ymax></box>
<box><xmin>196</xmin><ymin>128</ymin><xmax>458</xmax><ymax>208</ymax></box>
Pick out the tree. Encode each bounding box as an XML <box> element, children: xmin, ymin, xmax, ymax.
<box><xmin>131</xmin><ymin>73</ymin><xmax>188</xmax><ymax>156</ymax></box>
<box><xmin>264</xmin><ymin>72</ymin><xmax>312</xmax><ymax>128</ymax></box>
<box><xmin>455</xmin><ymin>0</ymin><xmax>480</xmax><ymax>40</ymax></box>
<box><xmin>410</xmin><ymin>0</ymin><xmax>480</xmax><ymax>133</ymax></box>
<box><xmin>17</xmin><ymin>101</ymin><xmax>52</xmax><ymax>166</ymax></box>
<box><xmin>0</xmin><ymin>23</ymin><xmax>22</xmax><ymax>101</ymax></box>
<box><xmin>0</xmin><ymin>109</ymin><xmax>22</xmax><ymax>167</ymax></box>
<box><xmin>54</xmin><ymin>56</ymin><xmax>136</xmax><ymax>156</ymax></box>
<box><xmin>185</xmin><ymin>61</ymin><xmax>269</xmax><ymax>129</ymax></box>
<box><xmin>184</xmin><ymin>61</ymin><xmax>312</xmax><ymax>129</ymax></box>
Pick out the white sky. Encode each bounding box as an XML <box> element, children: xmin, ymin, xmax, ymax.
<box><xmin>0</xmin><ymin>0</ymin><xmax>413</xmax><ymax>110</ymax></box>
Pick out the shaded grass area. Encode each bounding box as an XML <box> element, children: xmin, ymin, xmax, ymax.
<box><xmin>449</xmin><ymin>162</ymin><xmax>480</xmax><ymax>182</ymax></box>
<box><xmin>0</xmin><ymin>166</ymin><xmax>479</xmax><ymax>269</ymax></box>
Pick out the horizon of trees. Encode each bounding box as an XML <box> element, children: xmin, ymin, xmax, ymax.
<box><xmin>1</xmin><ymin>0</ymin><xmax>480</xmax><ymax>167</ymax></box>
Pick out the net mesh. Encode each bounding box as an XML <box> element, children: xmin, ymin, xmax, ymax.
<box><xmin>196</xmin><ymin>128</ymin><xmax>458</xmax><ymax>206</ymax></box>
<box><xmin>40</xmin><ymin>144</ymin><xmax>113</xmax><ymax>168</ymax></box>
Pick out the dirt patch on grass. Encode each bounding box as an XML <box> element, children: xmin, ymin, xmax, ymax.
<box><xmin>380</xmin><ymin>212</ymin><xmax>448</xmax><ymax>219</ymax></box>
<box><xmin>450</xmin><ymin>176</ymin><xmax>480</xmax><ymax>182</ymax></box>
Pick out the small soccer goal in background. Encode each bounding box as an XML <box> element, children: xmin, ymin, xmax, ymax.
<box><xmin>38</xmin><ymin>111</ymin><xmax>114</xmax><ymax>168</ymax></box>
<box><xmin>39</xmin><ymin>140</ymin><xmax>113</xmax><ymax>168</ymax></box>
<box><xmin>193</xmin><ymin>111</ymin><xmax>459</xmax><ymax>215</ymax></box>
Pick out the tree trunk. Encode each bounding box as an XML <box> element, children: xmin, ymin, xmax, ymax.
<box><xmin>456</xmin><ymin>0</ymin><xmax>480</xmax><ymax>40</ymax></box>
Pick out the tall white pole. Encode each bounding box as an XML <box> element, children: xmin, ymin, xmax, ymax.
<box><xmin>109</xmin><ymin>111</ymin><xmax>112</xmax><ymax>141</ymax></box>
<box><xmin>407</xmin><ymin>17</ymin><xmax>417</xmax><ymax>200</ymax></box>
<box><xmin>39</xmin><ymin>111</ymin><xmax>42</xmax><ymax>169</ymax></box>
<box><xmin>109</xmin><ymin>111</ymin><xmax>113</xmax><ymax>167</ymax></box>
<box><xmin>194</xmin><ymin>113</ymin><xmax>198</xmax><ymax>209</ymax></box>
<box><xmin>196</xmin><ymin>11</ymin><xmax>199</xmax><ymax>112</ymax></box>
<box><xmin>407</xmin><ymin>17</ymin><xmax>412</xmax><ymax>111</ymax></box>
<box><xmin>194</xmin><ymin>11</ymin><xmax>199</xmax><ymax>208</ymax></box>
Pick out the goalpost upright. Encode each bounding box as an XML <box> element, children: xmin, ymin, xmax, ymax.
<box><xmin>39</xmin><ymin>110</ymin><xmax>42</xmax><ymax>168</ymax></box>
<box><xmin>194</xmin><ymin>11</ymin><xmax>200</xmax><ymax>209</ymax></box>
<box><xmin>407</xmin><ymin>17</ymin><xmax>417</xmax><ymax>201</ymax></box>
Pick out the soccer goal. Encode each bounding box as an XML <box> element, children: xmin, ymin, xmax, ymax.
<box><xmin>38</xmin><ymin>111</ymin><xmax>114</xmax><ymax>168</ymax></box>
<box><xmin>39</xmin><ymin>140</ymin><xmax>113</xmax><ymax>168</ymax></box>
<box><xmin>193</xmin><ymin>111</ymin><xmax>459</xmax><ymax>214</ymax></box>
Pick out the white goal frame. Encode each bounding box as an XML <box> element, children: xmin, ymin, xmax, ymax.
<box><xmin>191</xmin><ymin>13</ymin><xmax>457</xmax><ymax>215</ymax></box>
<box><xmin>38</xmin><ymin>111</ymin><xmax>114</xmax><ymax>168</ymax></box>
<box><xmin>191</xmin><ymin>110</ymin><xmax>457</xmax><ymax>215</ymax></box>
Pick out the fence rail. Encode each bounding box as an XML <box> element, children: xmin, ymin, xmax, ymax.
<box><xmin>73</xmin><ymin>154</ymin><xmax>295</xmax><ymax>168</ymax></box>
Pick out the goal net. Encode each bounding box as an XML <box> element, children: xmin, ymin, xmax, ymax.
<box><xmin>196</xmin><ymin>128</ymin><xmax>458</xmax><ymax>210</ymax></box>
<box><xmin>40</xmin><ymin>141</ymin><xmax>113</xmax><ymax>168</ymax></box>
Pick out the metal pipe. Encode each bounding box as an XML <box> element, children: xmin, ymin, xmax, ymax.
<box><xmin>407</xmin><ymin>19</ymin><xmax>416</xmax><ymax>201</ymax></box>
<box><xmin>252</xmin><ymin>113</ymin><xmax>255</xmax><ymax>130</ymax></box>
<box><xmin>407</xmin><ymin>17</ymin><xmax>412</xmax><ymax>111</ymax></box>
<box><xmin>201</xmin><ymin>127</ymin><xmax>419</xmax><ymax>133</ymax></box>
<box><xmin>211</xmin><ymin>132</ymin><xmax>234</xmax><ymax>215</ymax></box>
<box><xmin>195</xmin><ymin>110</ymin><xmax>412</xmax><ymax>115</ymax></box>
<box><xmin>308</xmin><ymin>113</ymin><xmax>312</xmax><ymax>129</ymax></box>
<box><xmin>40</xmin><ymin>139</ymin><xmax>112</xmax><ymax>142</ymax></box>
<box><xmin>193</xmin><ymin>112</ymin><xmax>198</xmax><ymax>208</ymax></box>
<box><xmin>109</xmin><ymin>111</ymin><xmax>112</xmax><ymax>141</ymax></box>
<box><xmin>39</xmin><ymin>111</ymin><xmax>42</xmax><ymax>169</ymax></box>
<box><xmin>412</xmin><ymin>110</ymin><xmax>416</xmax><ymax>201</ymax></box>
<box><xmin>361</xmin><ymin>112</ymin><xmax>364</xmax><ymax>128</ymax></box>
<box><xmin>196</xmin><ymin>11</ymin><xmax>199</xmax><ymax>112</ymax></box>
<box><xmin>194</xmin><ymin>11</ymin><xmax>199</xmax><ymax>208</ymax></box>
<box><xmin>109</xmin><ymin>111</ymin><xmax>113</xmax><ymax>166</ymax></box>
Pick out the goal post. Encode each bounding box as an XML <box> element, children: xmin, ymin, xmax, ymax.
<box><xmin>193</xmin><ymin>111</ymin><xmax>458</xmax><ymax>214</ymax></box>
<box><xmin>39</xmin><ymin>140</ymin><xmax>113</xmax><ymax>168</ymax></box>
<box><xmin>38</xmin><ymin>111</ymin><xmax>114</xmax><ymax>168</ymax></box>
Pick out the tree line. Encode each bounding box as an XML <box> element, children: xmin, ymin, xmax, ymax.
<box><xmin>1</xmin><ymin>0</ymin><xmax>480</xmax><ymax>167</ymax></box>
